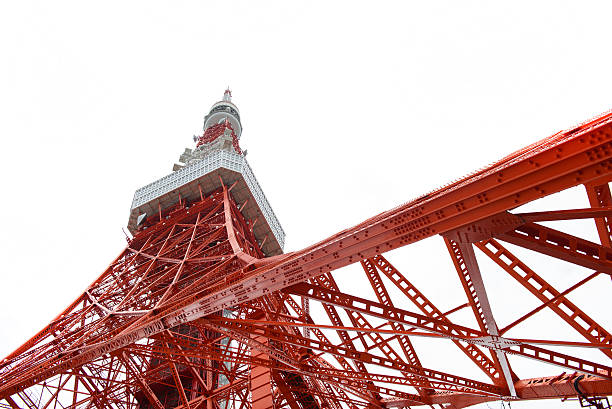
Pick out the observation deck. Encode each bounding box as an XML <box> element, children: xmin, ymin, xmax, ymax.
<box><xmin>127</xmin><ymin>91</ymin><xmax>285</xmax><ymax>256</ymax></box>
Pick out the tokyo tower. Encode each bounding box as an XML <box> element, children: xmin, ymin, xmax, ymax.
<box><xmin>1</xmin><ymin>91</ymin><xmax>612</xmax><ymax>409</ymax></box>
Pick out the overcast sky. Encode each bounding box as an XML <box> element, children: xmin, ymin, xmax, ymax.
<box><xmin>1</xmin><ymin>2</ymin><xmax>612</xmax><ymax>408</ymax></box>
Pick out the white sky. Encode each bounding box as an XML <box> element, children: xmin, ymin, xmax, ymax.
<box><xmin>1</xmin><ymin>2</ymin><xmax>612</xmax><ymax>408</ymax></box>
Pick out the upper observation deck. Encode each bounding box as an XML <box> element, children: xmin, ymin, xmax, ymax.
<box><xmin>128</xmin><ymin>90</ymin><xmax>285</xmax><ymax>256</ymax></box>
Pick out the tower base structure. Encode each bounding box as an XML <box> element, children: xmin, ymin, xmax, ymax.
<box><xmin>2</xmin><ymin>98</ymin><xmax>612</xmax><ymax>409</ymax></box>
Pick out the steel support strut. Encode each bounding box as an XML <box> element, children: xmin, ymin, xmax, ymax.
<box><xmin>476</xmin><ymin>238</ymin><xmax>612</xmax><ymax>359</ymax></box>
<box><xmin>499</xmin><ymin>222</ymin><xmax>612</xmax><ymax>275</ymax></box>
<box><xmin>368</xmin><ymin>255</ymin><xmax>503</xmax><ymax>384</ymax></box>
<box><xmin>585</xmin><ymin>181</ymin><xmax>612</xmax><ymax>247</ymax></box>
<box><xmin>444</xmin><ymin>238</ymin><xmax>517</xmax><ymax>397</ymax></box>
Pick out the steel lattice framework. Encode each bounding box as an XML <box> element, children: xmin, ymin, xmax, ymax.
<box><xmin>1</xmin><ymin>103</ymin><xmax>612</xmax><ymax>409</ymax></box>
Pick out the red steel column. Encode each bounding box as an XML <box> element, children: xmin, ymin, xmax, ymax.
<box><xmin>250</xmin><ymin>335</ymin><xmax>274</xmax><ymax>409</ymax></box>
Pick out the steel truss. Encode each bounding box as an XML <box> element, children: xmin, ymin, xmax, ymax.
<box><xmin>2</xmin><ymin>111</ymin><xmax>612</xmax><ymax>409</ymax></box>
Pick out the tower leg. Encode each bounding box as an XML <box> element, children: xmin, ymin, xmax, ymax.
<box><xmin>250</xmin><ymin>335</ymin><xmax>274</xmax><ymax>409</ymax></box>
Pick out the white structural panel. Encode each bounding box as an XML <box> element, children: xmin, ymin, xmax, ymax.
<box><xmin>129</xmin><ymin>150</ymin><xmax>285</xmax><ymax>255</ymax></box>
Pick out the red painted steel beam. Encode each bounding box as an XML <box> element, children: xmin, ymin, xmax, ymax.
<box><xmin>585</xmin><ymin>182</ymin><xmax>612</xmax><ymax>247</ymax></box>
<box><xmin>498</xmin><ymin>272</ymin><xmax>601</xmax><ymax>336</ymax></box>
<box><xmin>206</xmin><ymin>316</ymin><xmax>504</xmax><ymax>396</ymax></box>
<box><xmin>288</xmin><ymin>282</ymin><xmax>484</xmax><ymax>339</ymax></box>
<box><xmin>311</xmin><ymin>274</ymin><xmax>368</xmax><ymax>352</ymax></box>
<box><xmin>295</xmin><ymin>365</ymin><xmax>495</xmax><ymax>399</ymax></box>
<box><xmin>166</xmin><ymin>347</ymin><xmax>192</xmax><ymax>409</ymax></box>
<box><xmin>516</xmin><ymin>207</ymin><xmax>612</xmax><ymax>223</ymax></box>
<box><xmin>310</xmin><ymin>277</ymin><xmax>368</xmax><ymax>374</ymax></box>
<box><xmin>515</xmin><ymin>373</ymin><xmax>612</xmax><ymax>400</ymax></box>
<box><xmin>368</xmin><ymin>255</ymin><xmax>502</xmax><ymax>383</ymax></box>
<box><xmin>504</xmin><ymin>342</ymin><xmax>611</xmax><ymax>378</ymax></box>
<box><xmin>280</xmin><ymin>293</ymin><xmax>363</xmax><ymax>376</ymax></box>
<box><xmin>240</xmin><ymin>117</ymin><xmax>612</xmax><ymax>288</ymax></box>
<box><xmin>476</xmin><ymin>238</ymin><xmax>612</xmax><ymax>359</ymax></box>
<box><xmin>425</xmin><ymin>374</ymin><xmax>612</xmax><ymax>409</ymax></box>
<box><xmin>310</xmin><ymin>273</ymin><xmax>433</xmax><ymax>402</ymax></box>
<box><xmin>360</xmin><ymin>260</ymin><xmax>426</xmax><ymax>370</ymax></box>
<box><xmin>360</xmin><ymin>259</ymin><xmax>433</xmax><ymax>396</ymax></box>
<box><xmin>249</xmin><ymin>335</ymin><xmax>274</xmax><ymax>409</ymax></box>
<box><xmin>292</xmin><ymin>276</ymin><xmax>612</xmax><ymax>379</ymax></box>
<box><xmin>120</xmin><ymin>352</ymin><xmax>164</xmax><ymax>409</ymax></box>
<box><xmin>498</xmin><ymin>222</ymin><xmax>612</xmax><ymax>275</ymax></box>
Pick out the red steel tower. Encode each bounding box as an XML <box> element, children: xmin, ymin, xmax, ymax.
<box><xmin>1</xmin><ymin>92</ymin><xmax>612</xmax><ymax>409</ymax></box>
